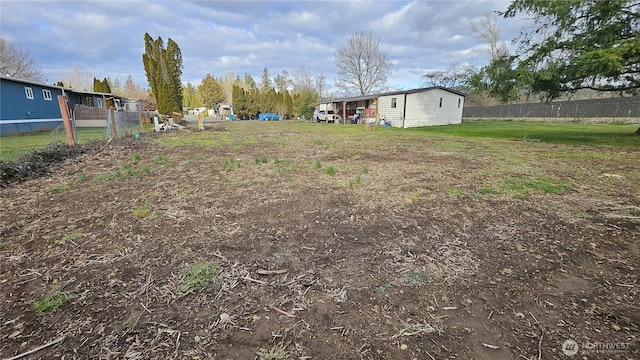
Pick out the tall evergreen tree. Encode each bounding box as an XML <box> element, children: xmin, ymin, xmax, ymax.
<box><xmin>243</xmin><ymin>73</ymin><xmax>257</xmax><ymax>90</ymax></box>
<box><xmin>93</xmin><ymin>77</ymin><xmax>113</xmax><ymax>107</ymax></box>
<box><xmin>197</xmin><ymin>73</ymin><xmax>225</xmax><ymax>110</ymax></box>
<box><xmin>292</xmin><ymin>88</ymin><xmax>318</xmax><ymax>119</ymax></box>
<box><xmin>260</xmin><ymin>67</ymin><xmax>272</xmax><ymax>93</ymax></box>
<box><xmin>142</xmin><ymin>33</ymin><xmax>183</xmax><ymax>114</ymax></box>
<box><xmin>182</xmin><ymin>82</ymin><xmax>200</xmax><ymax>109</ymax></box>
<box><xmin>232</xmin><ymin>84</ymin><xmax>248</xmax><ymax>117</ymax></box>
<box><xmin>246</xmin><ymin>88</ymin><xmax>259</xmax><ymax>118</ymax></box>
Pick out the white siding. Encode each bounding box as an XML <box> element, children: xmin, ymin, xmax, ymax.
<box><xmin>404</xmin><ymin>89</ymin><xmax>464</xmax><ymax>128</ymax></box>
<box><xmin>377</xmin><ymin>95</ymin><xmax>406</xmax><ymax>127</ymax></box>
<box><xmin>374</xmin><ymin>89</ymin><xmax>465</xmax><ymax>128</ymax></box>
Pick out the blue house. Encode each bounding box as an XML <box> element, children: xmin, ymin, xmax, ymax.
<box><xmin>0</xmin><ymin>75</ymin><xmax>66</xmax><ymax>136</ymax></box>
<box><xmin>0</xmin><ymin>75</ymin><xmax>125</xmax><ymax>136</ymax></box>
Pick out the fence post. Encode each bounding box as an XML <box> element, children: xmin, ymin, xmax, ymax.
<box><xmin>109</xmin><ymin>108</ymin><xmax>118</xmax><ymax>139</ymax></box>
<box><xmin>138</xmin><ymin>110</ymin><xmax>144</xmax><ymax>133</ymax></box>
<box><xmin>198</xmin><ymin>112</ymin><xmax>204</xmax><ymax>130</ymax></box>
<box><xmin>57</xmin><ymin>95</ymin><xmax>75</xmax><ymax>146</ymax></box>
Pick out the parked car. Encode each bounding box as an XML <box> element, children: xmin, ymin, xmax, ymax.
<box><xmin>259</xmin><ymin>113</ymin><xmax>280</xmax><ymax>121</ymax></box>
<box><xmin>315</xmin><ymin>110</ymin><xmax>340</xmax><ymax>123</ymax></box>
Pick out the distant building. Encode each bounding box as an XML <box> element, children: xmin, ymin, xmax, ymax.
<box><xmin>318</xmin><ymin>86</ymin><xmax>466</xmax><ymax>128</ymax></box>
<box><xmin>0</xmin><ymin>75</ymin><xmax>125</xmax><ymax>136</ymax></box>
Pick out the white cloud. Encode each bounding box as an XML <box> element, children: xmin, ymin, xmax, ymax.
<box><xmin>0</xmin><ymin>0</ymin><xmax>530</xmax><ymax>91</ymax></box>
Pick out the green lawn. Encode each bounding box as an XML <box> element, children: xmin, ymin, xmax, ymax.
<box><xmin>0</xmin><ymin>125</ymin><xmax>153</xmax><ymax>162</ymax></box>
<box><xmin>411</xmin><ymin>120</ymin><xmax>640</xmax><ymax>146</ymax></box>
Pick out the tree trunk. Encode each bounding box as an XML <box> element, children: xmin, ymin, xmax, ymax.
<box><xmin>635</xmin><ymin>126</ymin><xmax>640</xmax><ymax>135</ymax></box>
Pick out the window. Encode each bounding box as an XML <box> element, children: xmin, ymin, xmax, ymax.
<box><xmin>391</xmin><ymin>97</ymin><xmax>397</xmax><ymax>108</ymax></box>
<box><xmin>42</xmin><ymin>89</ymin><xmax>52</xmax><ymax>101</ymax></box>
<box><xmin>457</xmin><ymin>98</ymin><xmax>461</xmax><ymax>108</ymax></box>
<box><xmin>25</xmin><ymin>87</ymin><xmax>34</xmax><ymax>99</ymax></box>
<box><xmin>439</xmin><ymin>97</ymin><xmax>443</xmax><ymax>107</ymax></box>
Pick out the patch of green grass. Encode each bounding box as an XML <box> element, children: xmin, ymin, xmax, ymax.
<box><xmin>54</xmin><ymin>231</ymin><xmax>83</xmax><ymax>245</ymax></box>
<box><xmin>471</xmin><ymin>187</ymin><xmax>501</xmax><ymax>199</ymax></box>
<box><xmin>255</xmin><ymin>156</ymin><xmax>268</xmax><ymax>164</ymax></box>
<box><xmin>313</xmin><ymin>139</ymin><xmax>324</xmax><ymax>145</ymax></box>
<box><xmin>141</xmin><ymin>166</ymin><xmax>151</xmax><ymax>174</ymax></box>
<box><xmin>325</xmin><ymin>166</ymin><xmax>336</xmax><ymax>176</ymax></box>
<box><xmin>132</xmin><ymin>206</ymin><xmax>152</xmax><ymax>218</ymax></box>
<box><xmin>123</xmin><ymin>317</ymin><xmax>133</xmax><ymax>328</ymax></box>
<box><xmin>503</xmin><ymin>177</ymin><xmax>572</xmax><ymax>199</ymax></box>
<box><xmin>433</xmin><ymin>139</ymin><xmax>467</xmax><ymax>152</ymax></box>
<box><xmin>223</xmin><ymin>157</ymin><xmax>240</xmax><ymax>171</ymax></box>
<box><xmin>44</xmin><ymin>183</ymin><xmax>72</xmax><ymax>194</ymax></box>
<box><xmin>0</xmin><ymin>128</ymin><xmax>109</xmax><ymax>162</ymax></box>
<box><xmin>93</xmin><ymin>173</ymin><xmax>112</xmax><ymax>181</ymax></box>
<box><xmin>154</xmin><ymin>155</ymin><xmax>169</xmax><ymax>165</ymax></box>
<box><xmin>526</xmin><ymin>179</ymin><xmax>572</xmax><ymax>194</ymax></box>
<box><xmin>76</xmin><ymin>172</ymin><xmax>88</xmax><ymax>183</ymax></box>
<box><xmin>348</xmin><ymin>180</ymin><xmax>354</xmax><ymax>190</ymax></box>
<box><xmin>121</xmin><ymin>164</ymin><xmax>135</xmax><ymax>177</ymax></box>
<box><xmin>412</xmin><ymin>121</ymin><xmax>640</xmax><ymax>147</ymax></box>
<box><xmin>363</xmin><ymin>166</ymin><xmax>369</xmax><ymax>174</ymax></box>
<box><xmin>355</xmin><ymin>174</ymin><xmax>362</xmax><ymax>184</ymax></box>
<box><xmin>312</xmin><ymin>158</ymin><xmax>322</xmax><ymax>169</ymax></box>
<box><xmin>33</xmin><ymin>286</ymin><xmax>69</xmax><ymax>313</ymax></box>
<box><xmin>477</xmin><ymin>187</ymin><xmax>500</xmax><ymax>195</ymax></box>
<box><xmin>177</xmin><ymin>261</ymin><xmax>220</xmax><ymax>297</ymax></box>
<box><xmin>404</xmin><ymin>271</ymin><xmax>429</xmax><ymax>286</ymax></box>
<box><xmin>132</xmin><ymin>153</ymin><xmax>142</xmax><ymax>162</ymax></box>
<box><xmin>268</xmin><ymin>158</ymin><xmax>295</xmax><ymax>176</ymax></box>
<box><xmin>447</xmin><ymin>188</ymin><xmax>465</xmax><ymax>197</ymax></box>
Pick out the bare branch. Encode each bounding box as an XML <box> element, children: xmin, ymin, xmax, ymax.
<box><xmin>334</xmin><ymin>30</ymin><xmax>393</xmax><ymax>96</ymax></box>
<box><xmin>0</xmin><ymin>37</ymin><xmax>45</xmax><ymax>82</ymax></box>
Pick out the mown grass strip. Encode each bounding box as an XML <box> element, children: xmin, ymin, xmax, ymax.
<box><xmin>411</xmin><ymin>121</ymin><xmax>639</xmax><ymax>146</ymax></box>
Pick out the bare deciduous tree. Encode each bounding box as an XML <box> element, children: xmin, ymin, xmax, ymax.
<box><xmin>292</xmin><ymin>67</ymin><xmax>314</xmax><ymax>94</ymax></box>
<box><xmin>314</xmin><ymin>73</ymin><xmax>328</xmax><ymax>99</ymax></box>
<box><xmin>0</xmin><ymin>37</ymin><xmax>45</xmax><ymax>82</ymax></box>
<box><xmin>334</xmin><ymin>30</ymin><xmax>392</xmax><ymax>96</ymax></box>
<box><xmin>422</xmin><ymin>63</ymin><xmax>476</xmax><ymax>89</ymax></box>
<box><xmin>220</xmin><ymin>71</ymin><xmax>236</xmax><ymax>104</ymax></box>
<box><xmin>58</xmin><ymin>65</ymin><xmax>94</xmax><ymax>91</ymax></box>
<box><xmin>470</xmin><ymin>11</ymin><xmax>506</xmax><ymax>61</ymax></box>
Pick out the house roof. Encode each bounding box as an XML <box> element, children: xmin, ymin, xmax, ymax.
<box><xmin>1</xmin><ymin>75</ymin><xmax>126</xmax><ymax>100</ymax></box>
<box><xmin>320</xmin><ymin>86</ymin><xmax>466</xmax><ymax>104</ymax></box>
<box><xmin>1</xmin><ymin>75</ymin><xmax>64</xmax><ymax>90</ymax></box>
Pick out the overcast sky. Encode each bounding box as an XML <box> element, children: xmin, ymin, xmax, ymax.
<box><xmin>1</xmin><ymin>0</ymin><xmax>529</xmax><ymax>92</ymax></box>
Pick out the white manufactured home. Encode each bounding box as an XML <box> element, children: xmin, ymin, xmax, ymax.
<box><xmin>318</xmin><ymin>86</ymin><xmax>465</xmax><ymax>128</ymax></box>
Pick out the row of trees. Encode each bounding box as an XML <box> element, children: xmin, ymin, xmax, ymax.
<box><xmin>178</xmin><ymin>66</ymin><xmax>323</xmax><ymax>119</ymax></box>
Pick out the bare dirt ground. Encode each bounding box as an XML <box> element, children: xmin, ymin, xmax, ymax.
<box><xmin>1</xmin><ymin>121</ymin><xmax>638</xmax><ymax>359</ymax></box>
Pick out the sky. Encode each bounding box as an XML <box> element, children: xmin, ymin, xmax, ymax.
<box><xmin>0</xmin><ymin>0</ymin><xmax>530</xmax><ymax>93</ymax></box>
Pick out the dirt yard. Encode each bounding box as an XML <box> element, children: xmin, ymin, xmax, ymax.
<box><xmin>1</xmin><ymin>121</ymin><xmax>638</xmax><ymax>359</ymax></box>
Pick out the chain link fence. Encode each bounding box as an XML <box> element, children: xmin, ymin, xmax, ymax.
<box><xmin>463</xmin><ymin>96</ymin><xmax>640</xmax><ymax>123</ymax></box>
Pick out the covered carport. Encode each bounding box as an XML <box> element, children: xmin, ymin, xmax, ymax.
<box><xmin>318</xmin><ymin>94</ymin><xmax>379</xmax><ymax>124</ymax></box>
